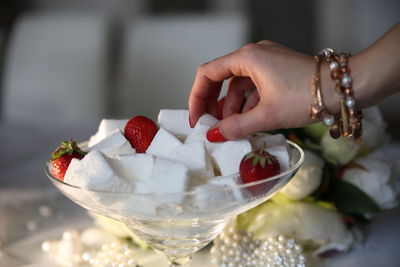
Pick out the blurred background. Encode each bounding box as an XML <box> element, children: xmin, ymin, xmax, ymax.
<box><xmin>0</xmin><ymin>0</ymin><xmax>399</xmax><ymax>130</ymax></box>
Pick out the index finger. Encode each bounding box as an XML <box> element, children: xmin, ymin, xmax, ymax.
<box><xmin>188</xmin><ymin>51</ymin><xmax>249</xmax><ymax>127</ymax></box>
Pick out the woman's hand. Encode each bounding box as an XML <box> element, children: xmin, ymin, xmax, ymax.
<box><xmin>189</xmin><ymin>41</ymin><xmax>325</xmax><ymax>140</ymax></box>
<box><xmin>189</xmin><ymin>23</ymin><xmax>400</xmax><ymax>141</ymax></box>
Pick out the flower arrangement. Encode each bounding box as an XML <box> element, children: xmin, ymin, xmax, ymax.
<box><xmin>211</xmin><ymin>106</ymin><xmax>400</xmax><ymax>266</ymax></box>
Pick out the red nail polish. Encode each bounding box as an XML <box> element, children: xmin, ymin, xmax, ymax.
<box><xmin>206</xmin><ymin>128</ymin><xmax>227</xmax><ymax>142</ymax></box>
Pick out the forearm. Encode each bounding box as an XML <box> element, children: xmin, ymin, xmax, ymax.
<box><xmin>352</xmin><ymin>23</ymin><xmax>400</xmax><ymax>108</ymax></box>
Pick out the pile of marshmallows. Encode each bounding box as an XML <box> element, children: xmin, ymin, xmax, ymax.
<box><xmin>63</xmin><ymin>110</ymin><xmax>290</xmax><ymax>210</ymax></box>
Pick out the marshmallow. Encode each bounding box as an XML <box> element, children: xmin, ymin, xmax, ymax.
<box><xmin>64</xmin><ymin>150</ymin><xmax>133</xmax><ymax>193</ymax></box>
<box><xmin>142</xmin><ymin>157</ymin><xmax>190</xmax><ymax>201</ymax></box>
<box><xmin>252</xmin><ymin>133</ymin><xmax>290</xmax><ymax>171</ymax></box>
<box><xmin>89</xmin><ymin>129</ymin><xmax>135</xmax><ymax>156</ymax></box>
<box><xmin>119</xmin><ymin>195</ymin><xmax>160</xmax><ymax>218</ymax></box>
<box><xmin>185</xmin><ymin>113</ymin><xmax>220</xmax><ymax>153</ymax></box>
<box><xmin>118</xmin><ymin>158</ymin><xmax>189</xmax><ymax>217</ymax></box>
<box><xmin>146</xmin><ymin>127</ymin><xmax>182</xmax><ymax>158</ymax></box>
<box><xmin>110</xmin><ymin>153</ymin><xmax>154</xmax><ymax>183</ymax></box>
<box><xmin>168</xmin><ymin>142</ymin><xmax>214</xmax><ymax>179</ymax></box>
<box><xmin>157</xmin><ymin>109</ymin><xmax>192</xmax><ymax>139</ymax></box>
<box><xmin>192</xmin><ymin>183</ymin><xmax>236</xmax><ymax>211</ymax></box>
<box><xmin>89</xmin><ymin>119</ymin><xmax>128</xmax><ymax>146</ymax></box>
<box><xmin>208</xmin><ymin>174</ymin><xmax>245</xmax><ymax>202</ymax></box>
<box><xmin>211</xmin><ymin>139</ymin><xmax>252</xmax><ymax>176</ymax></box>
<box><xmin>191</xmin><ymin>174</ymin><xmax>247</xmax><ymax>211</ymax></box>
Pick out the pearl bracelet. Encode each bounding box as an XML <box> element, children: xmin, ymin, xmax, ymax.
<box><xmin>309</xmin><ymin>48</ymin><xmax>363</xmax><ymax>140</ymax></box>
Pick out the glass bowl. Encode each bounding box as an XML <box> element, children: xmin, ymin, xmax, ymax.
<box><xmin>46</xmin><ymin>140</ymin><xmax>304</xmax><ymax>266</ymax></box>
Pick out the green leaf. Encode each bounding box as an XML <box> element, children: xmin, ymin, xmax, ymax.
<box><xmin>252</xmin><ymin>156</ymin><xmax>259</xmax><ymax>166</ymax></box>
<box><xmin>245</xmin><ymin>152</ymin><xmax>255</xmax><ymax>160</ymax></box>
<box><xmin>322</xmin><ymin>179</ymin><xmax>381</xmax><ymax>215</ymax></box>
<box><xmin>260</xmin><ymin>157</ymin><xmax>266</xmax><ymax>168</ymax></box>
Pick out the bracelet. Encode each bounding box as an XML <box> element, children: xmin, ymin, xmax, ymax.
<box><xmin>309</xmin><ymin>48</ymin><xmax>363</xmax><ymax>140</ymax></box>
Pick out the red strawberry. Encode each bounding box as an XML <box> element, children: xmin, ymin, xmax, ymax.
<box><xmin>50</xmin><ymin>140</ymin><xmax>87</xmax><ymax>181</ymax></box>
<box><xmin>216</xmin><ymin>97</ymin><xmax>225</xmax><ymax>120</ymax></box>
<box><xmin>240</xmin><ymin>148</ymin><xmax>280</xmax><ymax>194</ymax></box>
<box><xmin>124</xmin><ymin>115</ymin><xmax>159</xmax><ymax>153</ymax></box>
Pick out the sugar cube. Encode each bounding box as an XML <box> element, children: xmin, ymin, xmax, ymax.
<box><xmin>89</xmin><ymin>119</ymin><xmax>128</xmax><ymax>146</ymax></box>
<box><xmin>157</xmin><ymin>109</ymin><xmax>192</xmax><ymax>139</ymax></box>
<box><xmin>89</xmin><ymin>129</ymin><xmax>135</xmax><ymax>156</ymax></box>
<box><xmin>211</xmin><ymin>139</ymin><xmax>252</xmax><ymax>176</ymax></box>
<box><xmin>146</xmin><ymin>127</ymin><xmax>182</xmax><ymax>158</ymax></box>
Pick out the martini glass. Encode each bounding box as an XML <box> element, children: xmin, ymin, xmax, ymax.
<box><xmin>46</xmin><ymin>140</ymin><xmax>304</xmax><ymax>266</ymax></box>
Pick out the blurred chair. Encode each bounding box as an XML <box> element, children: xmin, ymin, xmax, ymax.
<box><xmin>115</xmin><ymin>14</ymin><xmax>248</xmax><ymax>119</ymax></box>
<box><xmin>2</xmin><ymin>11</ymin><xmax>109</xmax><ymax>125</ymax></box>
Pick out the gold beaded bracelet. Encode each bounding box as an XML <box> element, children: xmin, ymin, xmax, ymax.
<box><xmin>309</xmin><ymin>48</ymin><xmax>363</xmax><ymax>141</ymax></box>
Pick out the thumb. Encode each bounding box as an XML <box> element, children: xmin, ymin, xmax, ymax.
<box><xmin>207</xmin><ymin>106</ymin><xmax>271</xmax><ymax>141</ymax></box>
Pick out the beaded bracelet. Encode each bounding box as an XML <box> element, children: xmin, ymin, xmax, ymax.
<box><xmin>309</xmin><ymin>48</ymin><xmax>363</xmax><ymax>140</ymax></box>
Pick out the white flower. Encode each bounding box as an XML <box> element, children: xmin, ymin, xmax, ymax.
<box><xmin>321</xmin><ymin>133</ymin><xmax>360</xmax><ymax>165</ymax></box>
<box><xmin>238</xmin><ymin>201</ymin><xmax>354</xmax><ymax>256</ymax></box>
<box><xmin>342</xmin><ymin>148</ymin><xmax>400</xmax><ymax>210</ymax></box>
<box><xmin>281</xmin><ymin>150</ymin><xmax>324</xmax><ymax>200</ymax></box>
<box><xmin>361</xmin><ymin>106</ymin><xmax>390</xmax><ymax>151</ymax></box>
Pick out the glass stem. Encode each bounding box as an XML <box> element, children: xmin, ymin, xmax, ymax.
<box><xmin>167</xmin><ymin>255</ymin><xmax>191</xmax><ymax>266</ymax></box>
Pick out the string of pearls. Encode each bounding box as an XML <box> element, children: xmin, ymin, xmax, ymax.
<box><xmin>85</xmin><ymin>242</ymin><xmax>138</xmax><ymax>267</ymax></box>
<box><xmin>41</xmin><ymin>229</ymin><xmax>139</xmax><ymax>267</ymax></box>
<box><xmin>211</xmin><ymin>227</ymin><xmax>307</xmax><ymax>267</ymax></box>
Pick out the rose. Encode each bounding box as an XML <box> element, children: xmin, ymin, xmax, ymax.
<box><xmin>281</xmin><ymin>149</ymin><xmax>324</xmax><ymax>200</ymax></box>
<box><xmin>342</xmin><ymin>148</ymin><xmax>400</xmax><ymax>210</ymax></box>
<box><xmin>236</xmin><ymin>201</ymin><xmax>354</xmax><ymax>256</ymax></box>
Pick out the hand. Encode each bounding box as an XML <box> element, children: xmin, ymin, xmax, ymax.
<box><xmin>189</xmin><ymin>41</ymin><xmax>322</xmax><ymax>140</ymax></box>
<box><xmin>189</xmin><ymin>23</ymin><xmax>400</xmax><ymax>141</ymax></box>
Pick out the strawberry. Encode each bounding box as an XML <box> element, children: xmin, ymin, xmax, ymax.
<box><xmin>240</xmin><ymin>147</ymin><xmax>280</xmax><ymax>194</ymax></box>
<box><xmin>124</xmin><ymin>115</ymin><xmax>159</xmax><ymax>153</ymax></box>
<box><xmin>216</xmin><ymin>97</ymin><xmax>225</xmax><ymax>120</ymax></box>
<box><xmin>50</xmin><ymin>140</ymin><xmax>87</xmax><ymax>181</ymax></box>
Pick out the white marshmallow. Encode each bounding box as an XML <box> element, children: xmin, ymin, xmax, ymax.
<box><xmin>211</xmin><ymin>139</ymin><xmax>252</xmax><ymax>176</ymax></box>
<box><xmin>192</xmin><ymin>183</ymin><xmax>236</xmax><ymax>211</ymax></box>
<box><xmin>146</xmin><ymin>127</ymin><xmax>182</xmax><ymax>158</ymax></box>
<box><xmin>89</xmin><ymin>119</ymin><xmax>128</xmax><ymax>146</ymax></box>
<box><xmin>208</xmin><ymin>174</ymin><xmax>244</xmax><ymax>202</ymax></box>
<box><xmin>89</xmin><ymin>129</ymin><xmax>135</xmax><ymax>156</ymax></box>
<box><xmin>143</xmin><ymin>158</ymin><xmax>190</xmax><ymax>201</ymax></box>
<box><xmin>184</xmin><ymin>113</ymin><xmax>220</xmax><ymax>154</ymax></box>
<box><xmin>252</xmin><ymin>133</ymin><xmax>290</xmax><ymax>171</ymax></box>
<box><xmin>191</xmin><ymin>174</ymin><xmax>247</xmax><ymax>211</ymax></box>
<box><xmin>64</xmin><ymin>150</ymin><xmax>133</xmax><ymax>193</ymax></box>
<box><xmin>168</xmin><ymin>142</ymin><xmax>214</xmax><ymax>179</ymax></box>
<box><xmin>118</xmin><ymin>195</ymin><xmax>160</xmax><ymax>218</ymax></box>
<box><xmin>110</xmin><ymin>153</ymin><xmax>154</xmax><ymax>183</ymax></box>
<box><xmin>157</xmin><ymin>109</ymin><xmax>192</xmax><ymax>139</ymax></box>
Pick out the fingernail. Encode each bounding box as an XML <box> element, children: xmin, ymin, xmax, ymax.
<box><xmin>189</xmin><ymin>116</ymin><xmax>194</xmax><ymax>128</ymax></box>
<box><xmin>206</xmin><ymin>127</ymin><xmax>227</xmax><ymax>142</ymax></box>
